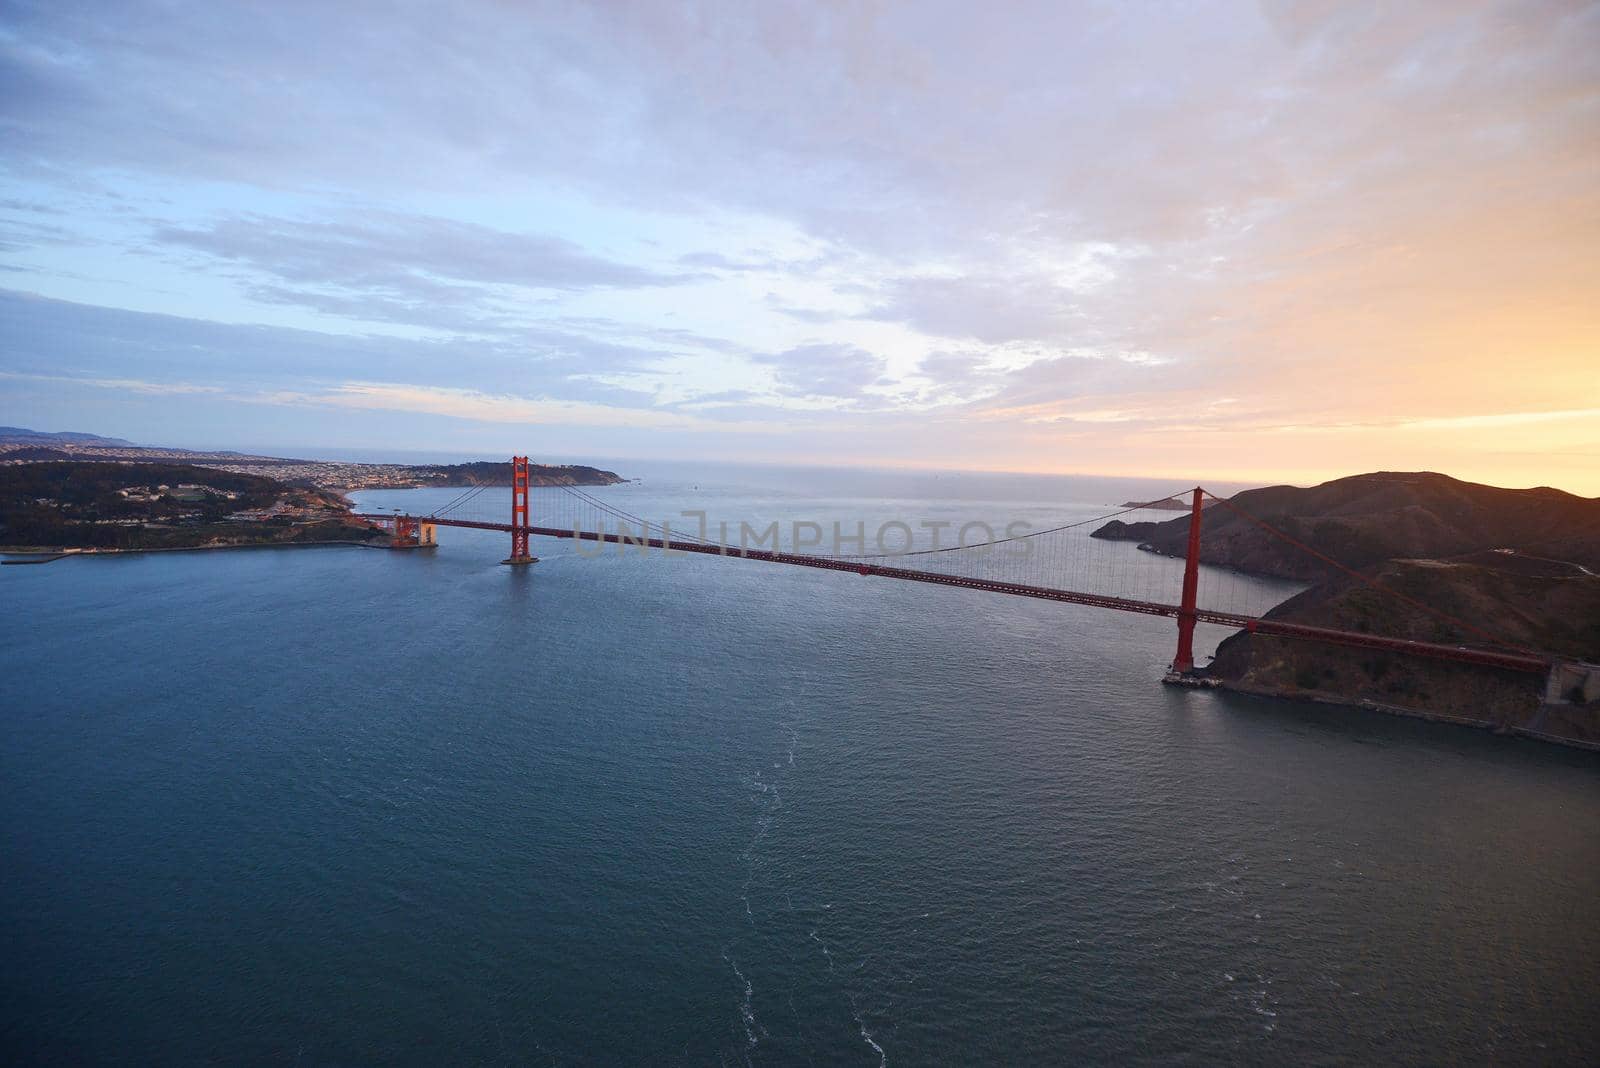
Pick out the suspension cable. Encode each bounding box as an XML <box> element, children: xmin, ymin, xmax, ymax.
<box><xmin>845</xmin><ymin>489</ymin><xmax>1201</xmax><ymax>559</ymax></box>
<box><xmin>430</xmin><ymin>482</ymin><xmax>489</xmax><ymax>517</ymax></box>
<box><xmin>560</xmin><ymin>486</ymin><xmax>720</xmax><ymax>545</ymax></box>
<box><xmin>559</xmin><ymin>486</ymin><xmax>687</xmax><ymax>534</ymax></box>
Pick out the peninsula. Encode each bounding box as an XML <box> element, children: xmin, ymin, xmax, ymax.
<box><xmin>0</xmin><ymin>461</ymin><xmax>381</xmax><ymax>553</ymax></box>
<box><xmin>1117</xmin><ymin>496</ymin><xmax>1207</xmax><ymax>511</ymax></box>
<box><xmin>1094</xmin><ymin>472</ymin><xmax>1600</xmax><ymax>745</ymax></box>
<box><xmin>0</xmin><ymin>428</ymin><xmax>625</xmax><ymax>492</ymax></box>
<box><xmin>0</xmin><ymin>433</ymin><xmax>629</xmax><ymax>554</ymax></box>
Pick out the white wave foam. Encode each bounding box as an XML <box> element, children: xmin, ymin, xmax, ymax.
<box><xmin>808</xmin><ymin>929</ymin><xmax>835</xmax><ymax>973</ymax></box>
<box><xmin>851</xmin><ymin>1006</ymin><xmax>887</xmax><ymax>1066</ymax></box>
<box><xmin>722</xmin><ymin>951</ymin><xmax>763</xmax><ymax>1053</ymax></box>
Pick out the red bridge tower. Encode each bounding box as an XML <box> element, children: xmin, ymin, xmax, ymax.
<box><xmin>1169</xmin><ymin>487</ymin><xmax>1204</xmax><ymax>673</ymax></box>
<box><xmin>503</xmin><ymin>455</ymin><xmax>537</xmax><ymax>565</ymax></box>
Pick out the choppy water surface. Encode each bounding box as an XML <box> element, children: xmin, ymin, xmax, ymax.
<box><xmin>3</xmin><ymin>464</ymin><xmax>1597</xmax><ymax>1065</ymax></box>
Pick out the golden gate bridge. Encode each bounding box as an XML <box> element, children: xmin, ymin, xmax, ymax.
<box><xmin>355</xmin><ymin>457</ymin><xmax>1555</xmax><ymax>679</ymax></box>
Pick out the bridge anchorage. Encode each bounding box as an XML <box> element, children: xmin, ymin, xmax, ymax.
<box><xmin>369</xmin><ymin>514</ymin><xmax>438</xmax><ymax>550</ymax></box>
<box><xmin>354</xmin><ymin>455</ymin><xmax>1562</xmax><ymax>685</ymax></box>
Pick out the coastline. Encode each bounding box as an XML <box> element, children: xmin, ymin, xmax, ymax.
<box><xmin>2</xmin><ymin>538</ymin><xmax>392</xmax><ymax>564</ymax></box>
<box><xmin>1169</xmin><ymin>674</ymin><xmax>1600</xmax><ymax>752</ymax></box>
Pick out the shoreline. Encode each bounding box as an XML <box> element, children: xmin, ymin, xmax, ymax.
<box><xmin>2</xmin><ymin>538</ymin><xmax>391</xmax><ymax>564</ymax></box>
<box><xmin>1168</xmin><ymin>674</ymin><xmax>1600</xmax><ymax>753</ymax></box>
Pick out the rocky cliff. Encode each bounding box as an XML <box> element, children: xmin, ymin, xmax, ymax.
<box><xmin>1204</xmin><ymin>557</ymin><xmax>1600</xmax><ymax>744</ymax></box>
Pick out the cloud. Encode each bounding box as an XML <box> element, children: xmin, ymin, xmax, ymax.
<box><xmin>767</xmin><ymin>302</ymin><xmax>843</xmax><ymax>324</ymax></box>
<box><xmin>917</xmin><ymin>351</ymin><xmax>987</xmax><ymax>383</ymax></box>
<box><xmin>677</xmin><ymin>250</ymin><xmax>779</xmax><ymax>272</ymax></box>
<box><xmin>141</xmin><ymin>210</ymin><xmax>701</xmax><ymax>332</ymax></box>
<box><xmin>239</xmin><ymin>281</ymin><xmax>501</xmax><ymax>335</ymax></box>
<box><xmin>0</xmin><ymin>207</ymin><xmax>77</xmax><ymax>254</ymax></box>
<box><xmin>0</xmin><ymin>368</ymin><xmax>784</xmax><ymax>433</ymax></box>
<box><xmin>2</xmin><ymin>2</ymin><xmax>1596</xmax><ymax>489</ymax></box>
<box><xmin>5</xmin><ymin>2</ymin><xmax>1594</xmax><ymax>255</ymax></box>
<box><xmin>752</xmin><ymin>343</ymin><xmax>889</xmax><ymax>401</ymax></box>
<box><xmin>155</xmin><ymin>212</ymin><xmax>693</xmax><ymax>292</ymax></box>
<box><xmin>0</xmin><ymin>287</ymin><xmax>808</xmax><ymax>431</ymax></box>
<box><xmin>1397</xmin><ymin>408</ymin><xmax>1600</xmax><ymax>432</ymax></box>
<box><xmin>0</xmin><ymin>288</ymin><xmax>697</xmax><ymax>396</ymax></box>
<box><xmin>670</xmin><ymin>388</ymin><xmax>767</xmax><ymax>408</ymax></box>
<box><xmin>543</xmin><ymin>317</ymin><xmax>750</xmax><ymax>356</ymax></box>
<box><xmin>0</xmin><ymin>370</ymin><xmax>225</xmax><ymax>395</ymax></box>
<box><xmin>912</xmin><ymin>351</ymin><xmax>1008</xmax><ymax>406</ymax></box>
<box><xmin>864</xmin><ymin>274</ymin><xmax>1092</xmax><ymax>344</ymax></box>
<box><xmin>311</xmin><ymin>382</ymin><xmax>728</xmax><ymax>430</ymax></box>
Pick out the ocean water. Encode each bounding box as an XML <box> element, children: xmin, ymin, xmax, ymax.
<box><xmin>3</xmin><ymin>463</ymin><xmax>1597</xmax><ymax>1065</ymax></box>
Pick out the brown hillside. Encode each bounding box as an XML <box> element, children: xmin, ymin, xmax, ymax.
<box><xmin>1205</xmin><ymin>559</ymin><xmax>1600</xmax><ymax>742</ymax></box>
<box><xmin>1093</xmin><ymin>471</ymin><xmax>1600</xmax><ymax>581</ymax></box>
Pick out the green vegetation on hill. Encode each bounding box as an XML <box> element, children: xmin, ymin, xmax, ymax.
<box><xmin>0</xmin><ymin>461</ymin><xmax>374</xmax><ymax>550</ymax></box>
<box><xmin>414</xmin><ymin>460</ymin><xmax>624</xmax><ymax>487</ymax></box>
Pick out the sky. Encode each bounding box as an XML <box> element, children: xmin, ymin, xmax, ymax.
<box><xmin>1</xmin><ymin>0</ymin><xmax>1596</xmax><ymax>492</ymax></box>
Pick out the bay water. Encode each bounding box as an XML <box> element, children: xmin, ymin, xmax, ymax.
<box><xmin>3</xmin><ymin>462</ymin><xmax>1597</xmax><ymax>1064</ymax></box>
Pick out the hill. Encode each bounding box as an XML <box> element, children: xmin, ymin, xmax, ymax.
<box><xmin>0</xmin><ymin>461</ymin><xmax>374</xmax><ymax>551</ymax></box>
<box><xmin>1093</xmin><ymin>471</ymin><xmax>1600</xmax><ymax>746</ymax></box>
<box><xmin>1092</xmin><ymin>471</ymin><xmax>1600</xmax><ymax>580</ymax></box>
<box><xmin>413</xmin><ymin>460</ymin><xmax>624</xmax><ymax>487</ymax></box>
<box><xmin>0</xmin><ymin>426</ymin><xmax>135</xmax><ymax>447</ymax></box>
<box><xmin>0</xmin><ymin>431</ymin><xmax>625</xmax><ymax>491</ymax></box>
<box><xmin>1206</xmin><ymin>558</ymin><xmax>1600</xmax><ymax>744</ymax></box>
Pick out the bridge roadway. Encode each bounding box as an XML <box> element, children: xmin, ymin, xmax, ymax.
<box><xmin>355</xmin><ymin>515</ymin><xmax>1554</xmax><ymax>675</ymax></box>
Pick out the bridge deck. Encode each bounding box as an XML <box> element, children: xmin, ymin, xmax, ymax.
<box><xmin>353</xmin><ymin>515</ymin><xmax>1553</xmax><ymax>674</ymax></box>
